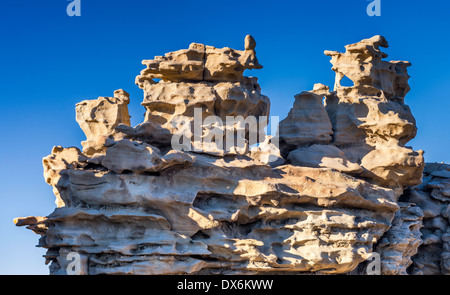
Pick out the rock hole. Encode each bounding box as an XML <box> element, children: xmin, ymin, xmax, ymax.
<box><xmin>339</xmin><ymin>75</ymin><xmax>354</xmax><ymax>87</ymax></box>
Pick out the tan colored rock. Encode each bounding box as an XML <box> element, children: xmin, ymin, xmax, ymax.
<box><xmin>42</xmin><ymin>146</ymin><xmax>88</xmax><ymax>207</ymax></box>
<box><xmin>43</xmin><ymin>146</ymin><xmax>87</xmax><ymax>185</ymax></box>
<box><xmin>325</xmin><ymin>90</ymin><xmax>417</xmax><ymax>147</ymax></box>
<box><xmin>279</xmin><ymin>84</ymin><xmax>333</xmax><ymax>155</ymax></box>
<box><xmin>203</xmin><ymin>35</ymin><xmax>262</xmax><ymax>82</ymax></box>
<box><xmin>141</xmin><ymin>81</ymin><xmax>216</xmax><ymax>122</ymax></box>
<box><xmin>375</xmin><ymin>202</ymin><xmax>423</xmax><ymax>275</ymax></box>
<box><xmin>135</xmin><ymin>36</ymin><xmax>268</xmax><ymax>156</ymax></box>
<box><xmin>136</xmin><ymin>42</ymin><xmax>205</xmax><ymax>84</ymax></box>
<box><xmin>287</xmin><ymin>144</ymin><xmax>363</xmax><ymax>174</ymax></box>
<box><xmin>16</xmin><ymin>35</ymin><xmax>433</xmax><ymax>276</ymax></box>
<box><xmin>75</xmin><ymin>89</ymin><xmax>131</xmax><ymax>156</ymax></box>
<box><xmin>13</xmin><ymin>216</ymin><xmax>48</xmax><ymax>236</ymax></box>
<box><xmin>135</xmin><ymin>35</ymin><xmax>261</xmax><ymax>85</ymax></box>
<box><xmin>250</xmin><ymin>135</ymin><xmax>284</xmax><ymax>166</ymax></box>
<box><xmin>322</xmin><ymin>36</ymin><xmax>424</xmax><ymax>188</ymax></box>
<box><xmin>360</xmin><ymin>146</ymin><xmax>424</xmax><ymax>187</ymax></box>
<box><xmin>140</xmin><ymin>78</ymin><xmax>269</xmax><ymax>156</ymax></box>
<box><xmin>278</xmin><ymin>36</ymin><xmax>423</xmax><ymax>188</ymax></box>
<box><xmin>324</xmin><ymin>35</ymin><xmax>411</xmax><ymax>102</ymax></box>
<box><xmin>113</xmin><ymin>121</ymin><xmax>173</xmax><ymax>148</ymax></box>
<box><xmin>19</xmin><ymin>156</ymin><xmax>399</xmax><ymax>274</ymax></box>
<box><xmin>101</xmin><ymin>139</ymin><xmax>195</xmax><ymax>174</ymax></box>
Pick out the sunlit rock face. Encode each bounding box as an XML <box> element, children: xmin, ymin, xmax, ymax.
<box><xmin>280</xmin><ymin>36</ymin><xmax>424</xmax><ymax>190</ymax></box>
<box><xmin>15</xmin><ymin>35</ymin><xmax>432</xmax><ymax>275</ymax></box>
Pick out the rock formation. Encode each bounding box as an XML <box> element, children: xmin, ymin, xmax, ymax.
<box><xmin>76</xmin><ymin>89</ymin><xmax>131</xmax><ymax>156</ymax></box>
<box><xmin>324</xmin><ymin>36</ymin><xmax>422</xmax><ymax>190</ymax></box>
<box><xmin>401</xmin><ymin>163</ymin><xmax>450</xmax><ymax>274</ymax></box>
<box><xmin>15</xmin><ymin>35</ymin><xmax>443</xmax><ymax>275</ymax></box>
<box><xmin>374</xmin><ymin>202</ymin><xmax>423</xmax><ymax>275</ymax></box>
<box><xmin>135</xmin><ymin>34</ymin><xmax>269</xmax><ymax>156</ymax></box>
<box><xmin>281</xmin><ymin>42</ymin><xmax>425</xmax><ymax>191</ymax></box>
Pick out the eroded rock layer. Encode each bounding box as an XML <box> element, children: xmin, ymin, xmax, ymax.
<box><xmin>281</xmin><ymin>36</ymin><xmax>424</xmax><ymax>190</ymax></box>
<box><xmin>15</xmin><ymin>35</ymin><xmax>430</xmax><ymax>275</ymax></box>
<box><xmin>401</xmin><ymin>163</ymin><xmax>450</xmax><ymax>275</ymax></box>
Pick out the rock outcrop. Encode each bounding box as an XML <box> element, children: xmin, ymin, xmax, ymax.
<box><xmin>323</xmin><ymin>36</ymin><xmax>424</xmax><ymax>189</ymax></box>
<box><xmin>15</xmin><ymin>35</ymin><xmax>433</xmax><ymax>275</ymax></box>
<box><xmin>281</xmin><ymin>36</ymin><xmax>424</xmax><ymax>190</ymax></box>
<box><xmin>401</xmin><ymin>163</ymin><xmax>450</xmax><ymax>274</ymax></box>
<box><xmin>135</xmin><ymin>35</ymin><xmax>269</xmax><ymax>156</ymax></box>
<box><xmin>374</xmin><ymin>202</ymin><xmax>423</xmax><ymax>275</ymax></box>
<box><xmin>76</xmin><ymin>89</ymin><xmax>131</xmax><ymax>156</ymax></box>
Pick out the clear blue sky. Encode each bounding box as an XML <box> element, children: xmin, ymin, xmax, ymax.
<box><xmin>1</xmin><ymin>0</ymin><xmax>449</xmax><ymax>274</ymax></box>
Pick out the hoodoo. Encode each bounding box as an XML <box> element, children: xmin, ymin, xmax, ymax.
<box><xmin>17</xmin><ymin>35</ymin><xmax>445</xmax><ymax>275</ymax></box>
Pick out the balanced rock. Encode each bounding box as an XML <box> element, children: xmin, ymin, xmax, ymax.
<box><xmin>135</xmin><ymin>36</ymin><xmax>270</xmax><ymax>156</ymax></box>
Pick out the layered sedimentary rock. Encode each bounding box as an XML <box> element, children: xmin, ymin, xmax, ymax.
<box><xmin>281</xmin><ymin>36</ymin><xmax>424</xmax><ymax>190</ymax></box>
<box><xmin>135</xmin><ymin>35</ymin><xmax>262</xmax><ymax>84</ymax></box>
<box><xmin>76</xmin><ymin>89</ymin><xmax>131</xmax><ymax>156</ymax></box>
<box><xmin>401</xmin><ymin>163</ymin><xmax>450</xmax><ymax>274</ymax></box>
<box><xmin>15</xmin><ymin>35</ymin><xmax>429</xmax><ymax>275</ymax></box>
<box><xmin>279</xmin><ymin>84</ymin><xmax>333</xmax><ymax>155</ymax></box>
<box><xmin>374</xmin><ymin>202</ymin><xmax>423</xmax><ymax>275</ymax></box>
<box><xmin>136</xmin><ymin>36</ymin><xmax>269</xmax><ymax>156</ymax></box>
<box><xmin>324</xmin><ymin>36</ymin><xmax>424</xmax><ymax>189</ymax></box>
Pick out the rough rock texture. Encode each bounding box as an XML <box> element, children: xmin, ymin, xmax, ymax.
<box><xmin>135</xmin><ymin>35</ymin><xmax>262</xmax><ymax>84</ymax></box>
<box><xmin>140</xmin><ymin>79</ymin><xmax>270</xmax><ymax>155</ymax></box>
<box><xmin>279</xmin><ymin>84</ymin><xmax>333</xmax><ymax>155</ymax></box>
<box><xmin>401</xmin><ymin>163</ymin><xmax>450</xmax><ymax>274</ymax></box>
<box><xmin>279</xmin><ymin>36</ymin><xmax>425</xmax><ymax>191</ymax></box>
<box><xmin>76</xmin><ymin>89</ymin><xmax>131</xmax><ymax>156</ymax></box>
<box><xmin>287</xmin><ymin>144</ymin><xmax>363</xmax><ymax>174</ymax></box>
<box><xmin>374</xmin><ymin>202</ymin><xmax>423</xmax><ymax>275</ymax></box>
<box><xmin>15</xmin><ymin>35</ymin><xmax>434</xmax><ymax>275</ymax></box>
<box><xmin>136</xmin><ymin>36</ymin><xmax>269</xmax><ymax>156</ymax></box>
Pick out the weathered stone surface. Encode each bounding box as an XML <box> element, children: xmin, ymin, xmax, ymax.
<box><xmin>279</xmin><ymin>84</ymin><xmax>333</xmax><ymax>155</ymax></box>
<box><xmin>324</xmin><ymin>35</ymin><xmax>411</xmax><ymax>102</ymax></box>
<box><xmin>250</xmin><ymin>136</ymin><xmax>285</xmax><ymax>167</ymax></box>
<box><xmin>374</xmin><ymin>202</ymin><xmax>423</xmax><ymax>275</ymax></box>
<box><xmin>113</xmin><ymin>121</ymin><xmax>173</xmax><ymax>149</ymax></box>
<box><xmin>277</xmin><ymin>36</ymin><xmax>424</xmax><ymax>189</ymax></box>
<box><xmin>135</xmin><ymin>36</ymin><xmax>270</xmax><ymax>157</ymax></box>
<box><xmin>322</xmin><ymin>36</ymin><xmax>424</xmax><ymax>188</ymax></box>
<box><xmin>15</xmin><ymin>35</ymin><xmax>435</xmax><ymax>275</ymax></box>
<box><xmin>135</xmin><ymin>35</ymin><xmax>262</xmax><ymax>85</ymax></box>
<box><xmin>140</xmin><ymin>79</ymin><xmax>270</xmax><ymax>143</ymax></box>
<box><xmin>287</xmin><ymin>144</ymin><xmax>363</xmax><ymax>174</ymax></box>
<box><xmin>402</xmin><ymin>163</ymin><xmax>450</xmax><ymax>275</ymax></box>
<box><xmin>13</xmin><ymin>216</ymin><xmax>48</xmax><ymax>236</ymax></box>
<box><xmin>101</xmin><ymin>140</ymin><xmax>195</xmax><ymax>174</ymax></box>
<box><xmin>23</xmin><ymin>152</ymin><xmax>400</xmax><ymax>274</ymax></box>
<box><xmin>42</xmin><ymin>146</ymin><xmax>88</xmax><ymax>207</ymax></box>
<box><xmin>75</xmin><ymin>89</ymin><xmax>131</xmax><ymax>156</ymax></box>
